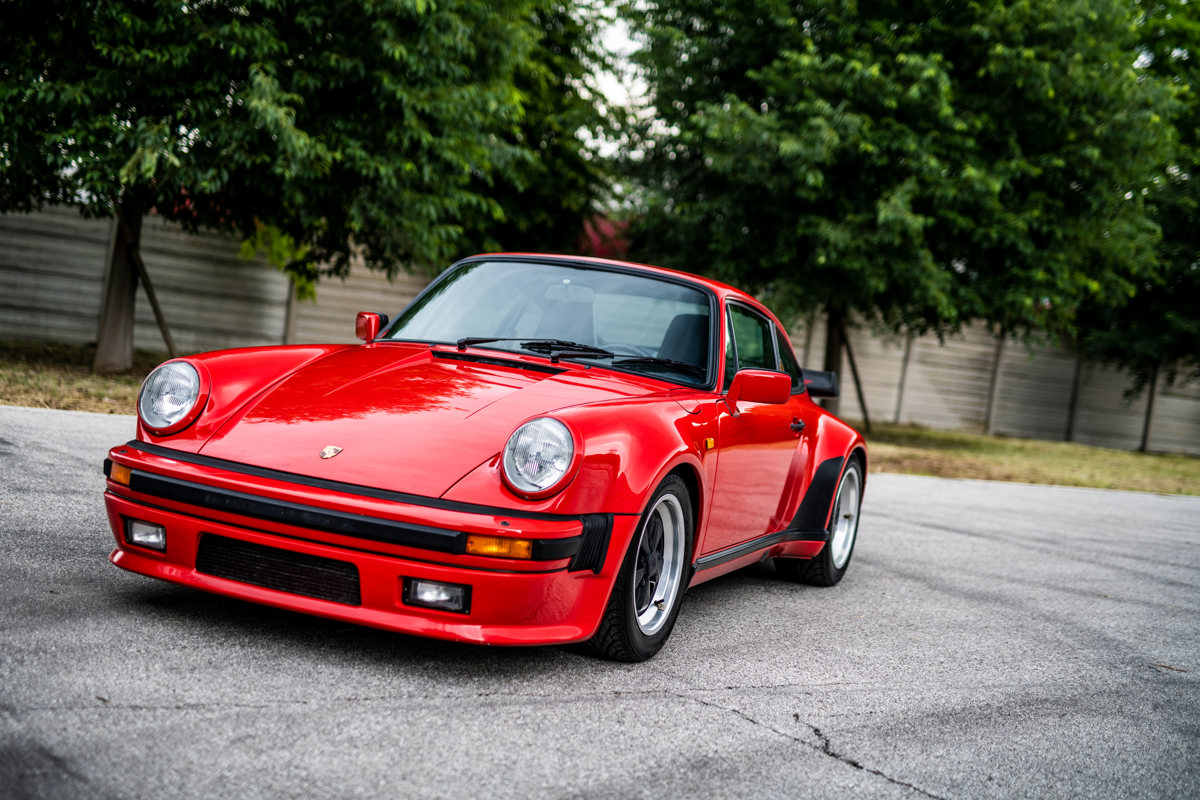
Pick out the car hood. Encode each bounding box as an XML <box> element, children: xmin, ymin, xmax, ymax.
<box><xmin>198</xmin><ymin>343</ymin><xmax>657</xmax><ymax>497</ymax></box>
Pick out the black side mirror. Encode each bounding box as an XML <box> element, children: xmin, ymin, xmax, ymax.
<box><xmin>802</xmin><ymin>369</ymin><xmax>839</xmax><ymax>399</ymax></box>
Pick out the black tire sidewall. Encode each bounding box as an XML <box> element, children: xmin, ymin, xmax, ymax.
<box><xmin>822</xmin><ymin>459</ymin><xmax>863</xmax><ymax>582</ymax></box>
<box><xmin>615</xmin><ymin>474</ymin><xmax>694</xmax><ymax>660</ymax></box>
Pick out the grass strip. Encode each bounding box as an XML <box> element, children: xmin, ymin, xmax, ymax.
<box><xmin>864</xmin><ymin>422</ymin><xmax>1198</xmax><ymax>496</ymax></box>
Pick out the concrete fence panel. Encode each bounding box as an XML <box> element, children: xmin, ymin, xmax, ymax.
<box><xmin>286</xmin><ymin>261</ymin><xmax>431</xmax><ymax>345</ymax></box>
<box><xmin>0</xmin><ymin>207</ymin><xmax>111</xmax><ymax>345</ymax></box>
<box><xmin>1</xmin><ymin>208</ymin><xmax>1196</xmax><ymax>455</ymax></box>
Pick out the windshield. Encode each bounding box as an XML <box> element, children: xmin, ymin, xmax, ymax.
<box><xmin>386</xmin><ymin>260</ymin><xmax>714</xmax><ymax>387</ymax></box>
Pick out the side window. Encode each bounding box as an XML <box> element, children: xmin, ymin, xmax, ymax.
<box><xmin>775</xmin><ymin>327</ymin><xmax>804</xmax><ymax>393</ymax></box>
<box><xmin>723</xmin><ymin>314</ymin><xmax>738</xmax><ymax>391</ymax></box>
<box><xmin>724</xmin><ymin>303</ymin><xmax>776</xmax><ymax>390</ymax></box>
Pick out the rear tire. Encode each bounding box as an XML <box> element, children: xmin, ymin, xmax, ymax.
<box><xmin>776</xmin><ymin>458</ymin><xmax>863</xmax><ymax>587</ymax></box>
<box><xmin>585</xmin><ymin>474</ymin><xmax>693</xmax><ymax>662</ymax></box>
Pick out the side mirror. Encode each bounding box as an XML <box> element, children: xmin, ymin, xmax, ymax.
<box><xmin>802</xmin><ymin>369</ymin><xmax>839</xmax><ymax>399</ymax></box>
<box><xmin>355</xmin><ymin>311</ymin><xmax>389</xmax><ymax>342</ymax></box>
<box><xmin>725</xmin><ymin>368</ymin><xmax>791</xmax><ymax>416</ymax></box>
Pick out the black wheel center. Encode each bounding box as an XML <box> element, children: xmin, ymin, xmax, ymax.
<box><xmin>634</xmin><ymin>517</ymin><xmax>666</xmax><ymax>612</ymax></box>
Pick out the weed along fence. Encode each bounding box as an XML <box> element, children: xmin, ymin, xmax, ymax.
<box><xmin>1</xmin><ymin>207</ymin><xmax>1197</xmax><ymax>456</ymax></box>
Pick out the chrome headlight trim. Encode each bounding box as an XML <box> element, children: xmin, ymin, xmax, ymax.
<box><xmin>138</xmin><ymin>361</ymin><xmax>203</xmax><ymax>434</ymax></box>
<box><xmin>502</xmin><ymin>417</ymin><xmax>577</xmax><ymax>498</ymax></box>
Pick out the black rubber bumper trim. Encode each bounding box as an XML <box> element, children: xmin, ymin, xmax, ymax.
<box><xmin>120</xmin><ymin>440</ymin><xmax>579</xmax><ymax>522</ymax></box>
<box><xmin>129</xmin><ymin>470</ymin><xmax>472</xmax><ymax>554</ymax></box>
<box><xmin>112</xmin><ymin>467</ymin><xmax>605</xmax><ymax>564</ymax></box>
<box><xmin>107</xmin><ymin>490</ymin><xmax>574</xmax><ymax>575</ymax></box>
<box><xmin>568</xmin><ymin>514</ymin><xmax>613</xmax><ymax>573</ymax></box>
<box><xmin>692</xmin><ymin>529</ymin><xmax>827</xmax><ymax>573</ymax></box>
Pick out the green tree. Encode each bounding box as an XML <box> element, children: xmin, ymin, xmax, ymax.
<box><xmin>1</xmin><ymin>0</ymin><xmax>603</xmax><ymax>370</ymax></box>
<box><xmin>461</xmin><ymin>1</ymin><xmax>618</xmax><ymax>255</ymax></box>
<box><xmin>623</xmin><ymin>0</ymin><xmax>1176</xmax><ymax>410</ymax></box>
<box><xmin>1078</xmin><ymin>0</ymin><xmax>1200</xmax><ymax>403</ymax></box>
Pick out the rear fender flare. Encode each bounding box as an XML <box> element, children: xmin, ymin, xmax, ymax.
<box><xmin>793</xmin><ymin>415</ymin><xmax>867</xmax><ymax>532</ymax></box>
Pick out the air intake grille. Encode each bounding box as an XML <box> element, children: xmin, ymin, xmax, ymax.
<box><xmin>196</xmin><ymin>534</ymin><xmax>361</xmax><ymax>606</ymax></box>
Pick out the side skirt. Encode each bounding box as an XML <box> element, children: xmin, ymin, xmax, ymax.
<box><xmin>692</xmin><ymin>527</ymin><xmax>827</xmax><ymax>575</ymax></box>
<box><xmin>690</xmin><ymin>454</ymin><xmax>846</xmax><ymax>577</ymax></box>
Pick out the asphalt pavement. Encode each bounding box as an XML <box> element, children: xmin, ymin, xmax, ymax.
<box><xmin>1</xmin><ymin>405</ymin><xmax>1197</xmax><ymax>799</ymax></box>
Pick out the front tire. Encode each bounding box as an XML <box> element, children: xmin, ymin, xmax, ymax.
<box><xmin>585</xmin><ymin>474</ymin><xmax>693</xmax><ymax>662</ymax></box>
<box><xmin>777</xmin><ymin>457</ymin><xmax>863</xmax><ymax>587</ymax></box>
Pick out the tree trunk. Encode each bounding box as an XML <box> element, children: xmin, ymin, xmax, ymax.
<box><xmin>984</xmin><ymin>334</ymin><xmax>1005</xmax><ymax>435</ymax></box>
<box><xmin>894</xmin><ymin>331</ymin><xmax>914</xmax><ymax>425</ymax></box>
<box><xmin>1064</xmin><ymin>354</ymin><xmax>1085</xmax><ymax>442</ymax></box>
<box><xmin>822</xmin><ymin>306</ymin><xmax>845</xmax><ymax>416</ymax></box>
<box><xmin>841</xmin><ymin>321</ymin><xmax>871</xmax><ymax>432</ymax></box>
<box><xmin>801</xmin><ymin>310</ymin><xmax>817</xmax><ymax>366</ymax></box>
<box><xmin>1140</xmin><ymin>363</ymin><xmax>1159</xmax><ymax>453</ymax></box>
<box><xmin>93</xmin><ymin>193</ymin><xmax>145</xmax><ymax>373</ymax></box>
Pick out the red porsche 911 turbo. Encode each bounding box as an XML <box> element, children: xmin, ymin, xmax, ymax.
<box><xmin>104</xmin><ymin>254</ymin><xmax>866</xmax><ymax>661</ymax></box>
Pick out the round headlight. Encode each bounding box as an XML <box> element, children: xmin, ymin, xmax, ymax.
<box><xmin>502</xmin><ymin>418</ymin><xmax>576</xmax><ymax>497</ymax></box>
<box><xmin>138</xmin><ymin>361</ymin><xmax>202</xmax><ymax>433</ymax></box>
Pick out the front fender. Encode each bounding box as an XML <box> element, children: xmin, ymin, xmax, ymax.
<box><xmin>439</xmin><ymin>397</ymin><xmax>711</xmax><ymax>517</ymax></box>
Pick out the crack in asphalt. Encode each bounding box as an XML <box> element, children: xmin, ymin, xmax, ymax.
<box><xmin>8</xmin><ymin>687</ymin><xmax>945</xmax><ymax>798</ymax></box>
<box><xmin>2</xmin><ymin>684</ymin><xmax>983</xmax><ymax>799</ymax></box>
<box><xmin>799</xmin><ymin>717</ymin><xmax>949</xmax><ymax>799</ymax></box>
<box><xmin>679</xmin><ymin>693</ymin><xmax>949</xmax><ymax>800</ymax></box>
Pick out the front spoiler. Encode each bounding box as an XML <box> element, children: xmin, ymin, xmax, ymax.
<box><xmin>103</xmin><ymin>444</ymin><xmax>638</xmax><ymax>645</ymax></box>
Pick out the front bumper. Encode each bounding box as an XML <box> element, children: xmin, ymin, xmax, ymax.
<box><xmin>103</xmin><ymin>443</ymin><xmax>637</xmax><ymax>645</ymax></box>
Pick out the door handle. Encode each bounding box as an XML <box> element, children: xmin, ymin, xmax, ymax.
<box><xmin>790</xmin><ymin>418</ymin><xmax>805</xmax><ymax>433</ymax></box>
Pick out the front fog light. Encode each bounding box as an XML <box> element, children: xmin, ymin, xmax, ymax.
<box><xmin>125</xmin><ymin>520</ymin><xmax>166</xmax><ymax>551</ymax></box>
<box><xmin>403</xmin><ymin>578</ymin><xmax>471</xmax><ymax>614</ymax></box>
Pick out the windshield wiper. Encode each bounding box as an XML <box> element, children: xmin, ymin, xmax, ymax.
<box><xmin>519</xmin><ymin>339</ymin><xmax>614</xmax><ymax>357</ymax></box>
<box><xmin>520</xmin><ymin>339</ymin><xmax>615</xmax><ymax>363</ymax></box>
<box><xmin>456</xmin><ymin>336</ymin><xmax>515</xmax><ymax>350</ymax></box>
<box><xmin>612</xmin><ymin>356</ymin><xmax>707</xmax><ymax>377</ymax></box>
<box><xmin>455</xmin><ymin>337</ymin><xmax>614</xmax><ymax>363</ymax></box>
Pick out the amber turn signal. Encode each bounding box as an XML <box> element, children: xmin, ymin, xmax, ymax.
<box><xmin>110</xmin><ymin>463</ymin><xmax>132</xmax><ymax>486</ymax></box>
<box><xmin>466</xmin><ymin>534</ymin><xmax>533</xmax><ymax>559</ymax></box>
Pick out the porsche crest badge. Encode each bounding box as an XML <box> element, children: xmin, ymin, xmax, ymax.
<box><xmin>320</xmin><ymin>446</ymin><xmax>343</xmax><ymax>459</ymax></box>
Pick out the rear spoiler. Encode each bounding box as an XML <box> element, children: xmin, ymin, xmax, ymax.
<box><xmin>802</xmin><ymin>369</ymin><xmax>839</xmax><ymax>399</ymax></box>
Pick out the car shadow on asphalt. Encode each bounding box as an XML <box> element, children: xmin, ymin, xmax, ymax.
<box><xmin>104</xmin><ymin>559</ymin><xmax>823</xmax><ymax>673</ymax></box>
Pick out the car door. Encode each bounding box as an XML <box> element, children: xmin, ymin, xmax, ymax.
<box><xmin>701</xmin><ymin>302</ymin><xmax>811</xmax><ymax>555</ymax></box>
